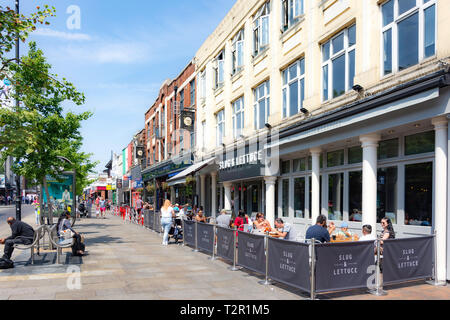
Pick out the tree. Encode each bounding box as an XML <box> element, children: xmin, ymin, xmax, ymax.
<box><xmin>0</xmin><ymin>42</ymin><xmax>95</xmax><ymax>221</ymax></box>
<box><xmin>0</xmin><ymin>4</ymin><xmax>55</xmax><ymax>72</ymax></box>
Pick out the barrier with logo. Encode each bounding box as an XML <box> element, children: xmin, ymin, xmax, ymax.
<box><xmin>183</xmin><ymin>220</ymin><xmax>196</xmax><ymax>247</ymax></box>
<box><xmin>314</xmin><ymin>241</ymin><xmax>376</xmax><ymax>293</ymax></box>
<box><xmin>237</xmin><ymin>231</ymin><xmax>266</xmax><ymax>275</ymax></box>
<box><xmin>143</xmin><ymin>210</ymin><xmax>149</xmax><ymax>228</ymax></box>
<box><xmin>154</xmin><ymin>213</ymin><xmax>161</xmax><ymax>233</ymax></box>
<box><xmin>196</xmin><ymin>222</ymin><xmax>215</xmax><ymax>254</ymax></box>
<box><xmin>267</xmin><ymin>238</ymin><xmax>311</xmax><ymax>293</ymax></box>
<box><xmin>382</xmin><ymin>236</ymin><xmax>434</xmax><ymax>285</ymax></box>
<box><xmin>216</xmin><ymin>226</ymin><xmax>235</xmax><ymax>262</ymax></box>
<box><xmin>149</xmin><ymin>211</ymin><xmax>155</xmax><ymax>230</ymax></box>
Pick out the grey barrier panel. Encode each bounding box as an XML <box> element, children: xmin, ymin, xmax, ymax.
<box><xmin>216</xmin><ymin>226</ymin><xmax>235</xmax><ymax>262</ymax></box>
<box><xmin>183</xmin><ymin>220</ymin><xmax>196</xmax><ymax>247</ymax></box>
<box><xmin>149</xmin><ymin>211</ymin><xmax>154</xmax><ymax>230</ymax></box>
<box><xmin>154</xmin><ymin>214</ymin><xmax>161</xmax><ymax>233</ymax></box>
<box><xmin>197</xmin><ymin>222</ymin><xmax>215</xmax><ymax>254</ymax></box>
<box><xmin>237</xmin><ymin>231</ymin><xmax>266</xmax><ymax>275</ymax></box>
<box><xmin>383</xmin><ymin>236</ymin><xmax>433</xmax><ymax>285</ymax></box>
<box><xmin>315</xmin><ymin>241</ymin><xmax>375</xmax><ymax>293</ymax></box>
<box><xmin>143</xmin><ymin>210</ymin><xmax>149</xmax><ymax>227</ymax></box>
<box><xmin>267</xmin><ymin>238</ymin><xmax>311</xmax><ymax>293</ymax></box>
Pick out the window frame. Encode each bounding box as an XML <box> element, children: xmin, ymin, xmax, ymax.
<box><xmin>190</xmin><ymin>79</ymin><xmax>195</xmax><ymax>107</ymax></box>
<box><xmin>380</xmin><ymin>0</ymin><xmax>436</xmax><ymax>77</ymax></box>
<box><xmin>282</xmin><ymin>58</ymin><xmax>305</xmax><ymax>118</ymax></box>
<box><xmin>322</xmin><ymin>24</ymin><xmax>356</xmax><ymax>102</ymax></box>
<box><xmin>232</xmin><ymin>96</ymin><xmax>245</xmax><ymax>139</ymax></box>
<box><xmin>232</xmin><ymin>29</ymin><xmax>245</xmax><ymax>75</ymax></box>
<box><xmin>216</xmin><ymin>110</ymin><xmax>225</xmax><ymax>147</ymax></box>
<box><xmin>253</xmin><ymin>80</ymin><xmax>270</xmax><ymax>130</ymax></box>
<box><xmin>281</xmin><ymin>0</ymin><xmax>304</xmax><ymax>32</ymax></box>
<box><xmin>253</xmin><ymin>2</ymin><xmax>271</xmax><ymax>56</ymax></box>
<box><xmin>213</xmin><ymin>50</ymin><xmax>225</xmax><ymax>89</ymax></box>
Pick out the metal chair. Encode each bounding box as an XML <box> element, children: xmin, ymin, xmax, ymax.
<box><xmin>47</xmin><ymin>225</ymin><xmax>74</xmax><ymax>265</ymax></box>
<box><xmin>13</xmin><ymin>225</ymin><xmax>46</xmax><ymax>265</ymax></box>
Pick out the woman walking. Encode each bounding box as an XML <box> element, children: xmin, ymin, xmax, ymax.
<box><xmin>160</xmin><ymin>199</ymin><xmax>175</xmax><ymax>246</ymax></box>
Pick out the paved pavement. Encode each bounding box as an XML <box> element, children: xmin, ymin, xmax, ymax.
<box><xmin>0</xmin><ymin>210</ymin><xmax>449</xmax><ymax>300</ymax></box>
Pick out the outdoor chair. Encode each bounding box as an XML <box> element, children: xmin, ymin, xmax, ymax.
<box><xmin>13</xmin><ymin>225</ymin><xmax>46</xmax><ymax>265</ymax></box>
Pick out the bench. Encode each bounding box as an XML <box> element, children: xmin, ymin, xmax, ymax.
<box><xmin>13</xmin><ymin>225</ymin><xmax>46</xmax><ymax>265</ymax></box>
<box><xmin>46</xmin><ymin>225</ymin><xmax>75</xmax><ymax>264</ymax></box>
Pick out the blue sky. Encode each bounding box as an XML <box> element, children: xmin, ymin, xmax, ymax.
<box><xmin>13</xmin><ymin>0</ymin><xmax>235</xmax><ymax>173</ymax></box>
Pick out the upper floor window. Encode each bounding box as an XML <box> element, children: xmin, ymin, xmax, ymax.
<box><xmin>201</xmin><ymin>120</ymin><xmax>206</xmax><ymax>150</ymax></box>
<box><xmin>282</xmin><ymin>58</ymin><xmax>305</xmax><ymax>118</ymax></box>
<box><xmin>253</xmin><ymin>2</ymin><xmax>270</xmax><ymax>56</ymax></box>
<box><xmin>179</xmin><ymin>89</ymin><xmax>184</xmax><ymax>110</ymax></box>
<box><xmin>232</xmin><ymin>29</ymin><xmax>245</xmax><ymax>75</ymax></box>
<box><xmin>322</xmin><ymin>24</ymin><xmax>356</xmax><ymax>101</ymax></box>
<box><xmin>213</xmin><ymin>50</ymin><xmax>225</xmax><ymax>89</ymax></box>
<box><xmin>190</xmin><ymin>79</ymin><xmax>195</xmax><ymax>106</ymax></box>
<box><xmin>254</xmin><ymin>80</ymin><xmax>270</xmax><ymax>130</ymax></box>
<box><xmin>281</xmin><ymin>0</ymin><xmax>304</xmax><ymax>32</ymax></box>
<box><xmin>199</xmin><ymin>69</ymin><xmax>206</xmax><ymax>101</ymax></box>
<box><xmin>382</xmin><ymin>0</ymin><xmax>436</xmax><ymax>76</ymax></box>
<box><xmin>232</xmin><ymin>97</ymin><xmax>245</xmax><ymax>139</ymax></box>
<box><xmin>216</xmin><ymin>110</ymin><xmax>225</xmax><ymax>146</ymax></box>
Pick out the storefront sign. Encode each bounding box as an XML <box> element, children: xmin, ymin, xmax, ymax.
<box><xmin>237</xmin><ymin>232</ymin><xmax>266</xmax><ymax>275</ymax></box>
<box><xmin>183</xmin><ymin>220</ymin><xmax>196</xmax><ymax>247</ymax></box>
<box><xmin>216</xmin><ymin>226</ymin><xmax>235</xmax><ymax>262</ymax></box>
<box><xmin>383</xmin><ymin>236</ymin><xmax>433</xmax><ymax>285</ymax></box>
<box><xmin>315</xmin><ymin>241</ymin><xmax>375</xmax><ymax>293</ymax></box>
<box><xmin>219</xmin><ymin>150</ymin><xmax>263</xmax><ymax>170</ymax></box>
<box><xmin>0</xmin><ymin>174</ymin><xmax>5</xmax><ymax>188</ymax></box>
<box><xmin>196</xmin><ymin>222</ymin><xmax>214</xmax><ymax>254</ymax></box>
<box><xmin>116</xmin><ymin>179</ymin><xmax>123</xmax><ymax>189</ymax></box>
<box><xmin>268</xmin><ymin>238</ymin><xmax>311</xmax><ymax>292</ymax></box>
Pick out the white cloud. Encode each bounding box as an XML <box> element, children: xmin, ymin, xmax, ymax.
<box><xmin>34</xmin><ymin>28</ymin><xmax>92</xmax><ymax>41</ymax></box>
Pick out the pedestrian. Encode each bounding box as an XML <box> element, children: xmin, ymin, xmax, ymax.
<box><xmin>99</xmin><ymin>197</ymin><xmax>106</xmax><ymax>219</ymax></box>
<box><xmin>95</xmin><ymin>197</ymin><xmax>100</xmax><ymax>218</ymax></box>
<box><xmin>33</xmin><ymin>197</ymin><xmax>40</xmax><ymax>226</ymax></box>
<box><xmin>160</xmin><ymin>199</ymin><xmax>175</xmax><ymax>246</ymax></box>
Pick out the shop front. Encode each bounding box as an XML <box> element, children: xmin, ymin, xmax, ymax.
<box><xmin>270</xmin><ymin>71</ymin><xmax>450</xmax><ymax>281</ymax></box>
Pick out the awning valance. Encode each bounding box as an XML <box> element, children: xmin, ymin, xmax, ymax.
<box><xmin>167</xmin><ymin>157</ymin><xmax>216</xmax><ymax>185</ymax></box>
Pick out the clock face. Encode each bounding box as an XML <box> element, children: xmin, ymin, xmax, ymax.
<box><xmin>184</xmin><ymin>116</ymin><xmax>192</xmax><ymax>127</ymax></box>
<box><xmin>137</xmin><ymin>150</ymin><xmax>143</xmax><ymax>157</ymax></box>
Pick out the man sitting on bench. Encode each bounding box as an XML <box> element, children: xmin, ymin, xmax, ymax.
<box><xmin>0</xmin><ymin>217</ymin><xmax>35</xmax><ymax>260</ymax></box>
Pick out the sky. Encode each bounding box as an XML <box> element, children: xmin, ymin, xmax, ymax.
<box><xmin>11</xmin><ymin>0</ymin><xmax>236</xmax><ymax>174</ymax></box>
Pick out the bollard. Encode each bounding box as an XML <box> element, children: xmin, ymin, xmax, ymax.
<box><xmin>258</xmin><ymin>234</ymin><xmax>272</xmax><ymax>286</ymax></box>
<box><xmin>309</xmin><ymin>238</ymin><xmax>316</xmax><ymax>300</ymax></box>
<box><xmin>426</xmin><ymin>230</ymin><xmax>447</xmax><ymax>286</ymax></box>
<box><xmin>229</xmin><ymin>227</ymin><xmax>242</xmax><ymax>271</ymax></box>
<box><xmin>369</xmin><ymin>239</ymin><xmax>387</xmax><ymax>296</ymax></box>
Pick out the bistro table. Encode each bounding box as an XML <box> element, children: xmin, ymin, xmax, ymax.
<box><xmin>330</xmin><ymin>235</ymin><xmax>359</xmax><ymax>243</ymax></box>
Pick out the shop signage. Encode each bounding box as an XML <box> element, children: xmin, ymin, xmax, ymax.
<box><xmin>216</xmin><ymin>226</ymin><xmax>235</xmax><ymax>262</ymax></box>
<box><xmin>219</xmin><ymin>150</ymin><xmax>263</xmax><ymax>170</ymax></box>
<box><xmin>237</xmin><ymin>231</ymin><xmax>266</xmax><ymax>275</ymax></box>
<box><xmin>314</xmin><ymin>241</ymin><xmax>375</xmax><ymax>293</ymax></box>
<box><xmin>180</xmin><ymin>110</ymin><xmax>195</xmax><ymax>132</ymax></box>
<box><xmin>267</xmin><ymin>238</ymin><xmax>311</xmax><ymax>292</ymax></box>
<box><xmin>106</xmin><ymin>184</ymin><xmax>112</xmax><ymax>191</ymax></box>
<box><xmin>116</xmin><ymin>179</ymin><xmax>123</xmax><ymax>189</ymax></box>
<box><xmin>382</xmin><ymin>236</ymin><xmax>433</xmax><ymax>285</ymax></box>
<box><xmin>0</xmin><ymin>174</ymin><xmax>5</xmax><ymax>188</ymax></box>
<box><xmin>97</xmin><ymin>186</ymin><xmax>106</xmax><ymax>191</ymax></box>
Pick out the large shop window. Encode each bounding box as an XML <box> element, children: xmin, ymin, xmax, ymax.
<box><xmin>405</xmin><ymin>162</ymin><xmax>433</xmax><ymax>226</ymax></box>
<box><xmin>382</xmin><ymin>0</ymin><xmax>436</xmax><ymax>76</ymax></box>
<box><xmin>327</xmin><ymin>149</ymin><xmax>344</xmax><ymax>168</ymax></box>
<box><xmin>378</xmin><ymin>138</ymin><xmax>399</xmax><ymax>160</ymax></box>
<box><xmin>322</xmin><ymin>24</ymin><xmax>356</xmax><ymax>101</ymax></box>
<box><xmin>349</xmin><ymin>171</ymin><xmax>362</xmax><ymax>222</ymax></box>
<box><xmin>348</xmin><ymin>146</ymin><xmax>363</xmax><ymax>164</ymax></box>
<box><xmin>282</xmin><ymin>58</ymin><xmax>305</xmax><ymax>118</ymax></box>
<box><xmin>328</xmin><ymin>173</ymin><xmax>344</xmax><ymax>221</ymax></box>
<box><xmin>294</xmin><ymin>177</ymin><xmax>306</xmax><ymax>218</ymax></box>
<box><xmin>293</xmin><ymin>158</ymin><xmax>306</xmax><ymax>172</ymax></box>
<box><xmin>377</xmin><ymin>167</ymin><xmax>398</xmax><ymax>224</ymax></box>
<box><xmin>282</xmin><ymin>179</ymin><xmax>290</xmax><ymax>217</ymax></box>
<box><xmin>405</xmin><ymin>130</ymin><xmax>435</xmax><ymax>155</ymax></box>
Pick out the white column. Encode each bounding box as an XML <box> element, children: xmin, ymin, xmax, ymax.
<box><xmin>200</xmin><ymin>174</ymin><xmax>206</xmax><ymax>209</ymax></box>
<box><xmin>224</xmin><ymin>182</ymin><xmax>232</xmax><ymax>212</ymax></box>
<box><xmin>211</xmin><ymin>172</ymin><xmax>217</xmax><ymax>219</ymax></box>
<box><xmin>310</xmin><ymin>148</ymin><xmax>322</xmax><ymax>224</ymax></box>
<box><xmin>265</xmin><ymin>176</ymin><xmax>277</xmax><ymax>227</ymax></box>
<box><xmin>432</xmin><ymin>116</ymin><xmax>448</xmax><ymax>283</ymax></box>
<box><xmin>360</xmin><ymin>134</ymin><xmax>381</xmax><ymax>236</ymax></box>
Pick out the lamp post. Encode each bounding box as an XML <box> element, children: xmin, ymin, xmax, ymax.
<box><xmin>14</xmin><ymin>0</ymin><xmax>21</xmax><ymax>221</ymax></box>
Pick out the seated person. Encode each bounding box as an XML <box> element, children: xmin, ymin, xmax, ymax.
<box><xmin>335</xmin><ymin>222</ymin><xmax>355</xmax><ymax>239</ymax></box>
<box><xmin>253</xmin><ymin>212</ymin><xmax>272</xmax><ymax>232</ymax></box>
<box><xmin>305</xmin><ymin>215</ymin><xmax>336</xmax><ymax>243</ymax></box>
<box><xmin>57</xmin><ymin>211</ymin><xmax>85</xmax><ymax>256</ymax></box>
<box><xmin>0</xmin><ymin>217</ymin><xmax>35</xmax><ymax>261</ymax></box>
<box><xmin>194</xmin><ymin>210</ymin><xmax>207</xmax><ymax>223</ymax></box>
<box><xmin>359</xmin><ymin>224</ymin><xmax>376</xmax><ymax>241</ymax></box>
<box><xmin>271</xmin><ymin>218</ymin><xmax>296</xmax><ymax>241</ymax></box>
<box><xmin>216</xmin><ymin>209</ymin><xmax>232</xmax><ymax>228</ymax></box>
<box><xmin>233</xmin><ymin>210</ymin><xmax>249</xmax><ymax>232</ymax></box>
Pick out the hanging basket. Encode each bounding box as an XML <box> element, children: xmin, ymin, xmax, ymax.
<box><xmin>185</xmin><ymin>176</ymin><xmax>196</xmax><ymax>185</ymax></box>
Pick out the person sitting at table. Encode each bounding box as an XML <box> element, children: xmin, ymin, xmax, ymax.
<box><xmin>305</xmin><ymin>214</ymin><xmax>336</xmax><ymax>243</ymax></box>
<box><xmin>359</xmin><ymin>224</ymin><xmax>376</xmax><ymax>241</ymax></box>
<box><xmin>216</xmin><ymin>209</ymin><xmax>232</xmax><ymax>228</ymax></box>
<box><xmin>233</xmin><ymin>210</ymin><xmax>249</xmax><ymax>232</ymax></box>
<box><xmin>253</xmin><ymin>212</ymin><xmax>271</xmax><ymax>232</ymax></box>
<box><xmin>194</xmin><ymin>210</ymin><xmax>207</xmax><ymax>223</ymax></box>
<box><xmin>335</xmin><ymin>222</ymin><xmax>355</xmax><ymax>240</ymax></box>
<box><xmin>271</xmin><ymin>218</ymin><xmax>296</xmax><ymax>241</ymax></box>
